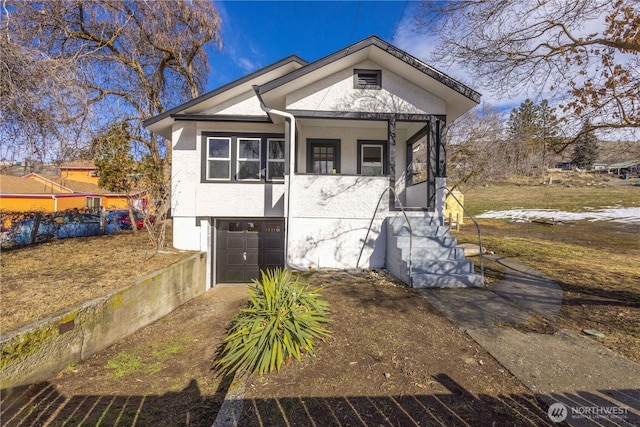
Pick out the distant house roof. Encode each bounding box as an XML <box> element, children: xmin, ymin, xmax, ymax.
<box><xmin>0</xmin><ymin>174</ymin><xmax>72</xmax><ymax>195</ymax></box>
<box><xmin>0</xmin><ymin>173</ymin><xmax>143</xmax><ymax>197</ymax></box>
<box><xmin>609</xmin><ymin>160</ymin><xmax>639</xmax><ymax>168</ymax></box>
<box><xmin>39</xmin><ymin>175</ymin><xmax>145</xmax><ymax>196</ymax></box>
<box><xmin>60</xmin><ymin>161</ymin><xmax>97</xmax><ymax>170</ymax></box>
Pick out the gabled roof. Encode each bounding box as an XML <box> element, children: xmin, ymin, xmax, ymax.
<box><xmin>143</xmin><ymin>55</ymin><xmax>308</xmax><ymax>138</ymax></box>
<box><xmin>259</xmin><ymin>35</ymin><xmax>480</xmax><ymax>102</ymax></box>
<box><xmin>258</xmin><ymin>35</ymin><xmax>480</xmax><ymax>121</ymax></box>
<box><xmin>144</xmin><ymin>35</ymin><xmax>481</xmax><ymax>138</ymax></box>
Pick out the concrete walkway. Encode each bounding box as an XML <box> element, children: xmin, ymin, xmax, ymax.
<box><xmin>419</xmin><ymin>255</ymin><xmax>640</xmax><ymax>426</ymax></box>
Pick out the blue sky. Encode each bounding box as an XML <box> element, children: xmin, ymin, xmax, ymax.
<box><xmin>208</xmin><ymin>1</ymin><xmax>419</xmax><ymax>90</ymax></box>
<box><xmin>206</xmin><ymin>1</ymin><xmax>531</xmax><ymax>114</ymax></box>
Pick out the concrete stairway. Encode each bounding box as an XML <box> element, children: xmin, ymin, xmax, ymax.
<box><xmin>386</xmin><ymin>215</ymin><xmax>484</xmax><ymax>288</ymax></box>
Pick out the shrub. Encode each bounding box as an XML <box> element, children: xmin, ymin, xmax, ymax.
<box><xmin>217</xmin><ymin>268</ymin><xmax>331</xmax><ymax>375</ymax></box>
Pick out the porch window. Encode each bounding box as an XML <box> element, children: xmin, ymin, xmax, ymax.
<box><xmin>307</xmin><ymin>139</ymin><xmax>340</xmax><ymax>174</ymax></box>
<box><xmin>410</xmin><ymin>137</ymin><xmax>428</xmax><ymax>185</ymax></box>
<box><xmin>207</xmin><ymin>137</ymin><xmax>231</xmax><ymax>180</ymax></box>
<box><xmin>237</xmin><ymin>138</ymin><xmax>261</xmax><ymax>180</ymax></box>
<box><xmin>357</xmin><ymin>141</ymin><xmax>387</xmax><ymax>176</ymax></box>
<box><xmin>267</xmin><ymin>139</ymin><xmax>285</xmax><ymax>181</ymax></box>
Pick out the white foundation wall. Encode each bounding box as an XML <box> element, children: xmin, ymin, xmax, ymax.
<box><xmin>287</xmin><ymin>60</ymin><xmax>446</xmax><ymax>115</ymax></box>
<box><xmin>172</xmin><ymin>216</ymin><xmax>203</xmax><ymax>251</ymax></box>
<box><xmin>288</xmin><ymin>217</ymin><xmax>386</xmax><ymax>269</ymax></box>
<box><xmin>288</xmin><ymin>175</ymin><xmax>390</xmax><ymax>268</ymax></box>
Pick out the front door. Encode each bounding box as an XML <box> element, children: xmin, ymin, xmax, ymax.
<box><xmin>216</xmin><ymin>219</ymin><xmax>285</xmax><ymax>283</ymax></box>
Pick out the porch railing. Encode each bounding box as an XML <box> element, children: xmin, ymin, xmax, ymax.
<box><xmin>357</xmin><ymin>183</ymin><xmax>413</xmax><ymax>287</ymax></box>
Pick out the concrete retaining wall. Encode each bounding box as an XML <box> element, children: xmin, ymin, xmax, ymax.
<box><xmin>1</xmin><ymin>252</ymin><xmax>206</xmax><ymax>389</ymax></box>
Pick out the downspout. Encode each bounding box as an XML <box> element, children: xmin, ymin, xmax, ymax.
<box><xmin>253</xmin><ymin>86</ymin><xmax>303</xmax><ymax>271</ymax></box>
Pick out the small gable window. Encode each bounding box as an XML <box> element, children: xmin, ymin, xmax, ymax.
<box><xmin>354</xmin><ymin>69</ymin><xmax>381</xmax><ymax>89</ymax></box>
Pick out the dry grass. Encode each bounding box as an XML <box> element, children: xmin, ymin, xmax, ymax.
<box><xmin>1</xmin><ymin>225</ymin><xmax>194</xmax><ymax>333</ymax></box>
<box><xmin>460</xmin><ymin>175</ymin><xmax>640</xmax><ymax>215</ymax></box>
<box><xmin>455</xmin><ymin>179</ymin><xmax>640</xmax><ymax>363</ymax></box>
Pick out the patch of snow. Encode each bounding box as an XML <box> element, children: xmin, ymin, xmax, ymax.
<box><xmin>476</xmin><ymin>207</ymin><xmax>640</xmax><ymax>224</ymax></box>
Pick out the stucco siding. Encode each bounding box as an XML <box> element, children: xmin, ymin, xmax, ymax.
<box><xmin>286</xmin><ymin>60</ymin><xmax>446</xmax><ymax>115</ymax></box>
<box><xmin>194</xmin><ymin>183</ymin><xmax>285</xmax><ymax>217</ymax></box>
<box><xmin>172</xmin><ymin>216</ymin><xmax>203</xmax><ymax>251</ymax></box>
<box><xmin>171</xmin><ymin>122</ymin><xmax>287</xmax><ymax>219</ymax></box>
<box><xmin>201</xmin><ymin>90</ymin><xmax>268</xmax><ymax>116</ymax></box>
<box><xmin>289</xmin><ymin>175</ymin><xmax>389</xmax><ymax>219</ymax></box>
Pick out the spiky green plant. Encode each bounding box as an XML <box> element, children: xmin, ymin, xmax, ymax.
<box><xmin>217</xmin><ymin>268</ymin><xmax>331</xmax><ymax>375</ymax></box>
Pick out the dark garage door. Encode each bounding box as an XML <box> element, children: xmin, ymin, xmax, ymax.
<box><xmin>216</xmin><ymin>219</ymin><xmax>285</xmax><ymax>283</ymax></box>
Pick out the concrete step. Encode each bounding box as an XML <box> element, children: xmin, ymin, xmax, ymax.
<box><xmin>387</xmin><ymin>215</ymin><xmax>441</xmax><ymax>227</ymax></box>
<box><xmin>411</xmin><ymin>273</ymin><xmax>484</xmax><ymax>288</ymax></box>
<box><xmin>402</xmin><ymin>246</ymin><xmax>466</xmax><ymax>260</ymax></box>
<box><xmin>395</xmin><ymin>235</ymin><xmax>458</xmax><ymax>248</ymax></box>
<box><xmin>412</xmin><ymin>260</ymin><xmax>475</xmax><ymax>275</ymax></box>
<box><xmin>393</xmin><ymin>225</ymin><xmax>450</xmax><ymax>237</ymax></box>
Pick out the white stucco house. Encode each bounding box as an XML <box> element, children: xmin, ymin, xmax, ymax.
<box><xmin>144</xmin><ymin>36</ymin><xmax>483</xmax><ymax>288</ymax></box>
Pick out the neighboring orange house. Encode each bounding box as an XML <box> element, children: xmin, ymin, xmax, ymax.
<box><xmin>59</xmin><ymin>160</ymin><xmax>102</xmax><ymax>185</ymax></box>
<box><xmin>0</xmin><ymin>174</ymin><xmax>94</xmax><ymax>213</ymax></box>
<box><xmin>57</xmin><ymin>161</ymin><xmax>145</xmax><ymax>209</ymax></box>
<box><xmin>0</xmin><ymin>161</ymin><xmax>145</xmax><ymax>213</ymax></box>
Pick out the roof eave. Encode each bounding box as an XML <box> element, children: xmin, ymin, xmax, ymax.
<box><xmin>142</xmin><ymin>54</ymin><xmax>309</xmax><ymax>131</ymax></box>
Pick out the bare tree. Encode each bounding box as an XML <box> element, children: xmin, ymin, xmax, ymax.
<box><xmin>414</xmin><ymin>0</ymin><xmax>640</xmax><ymax>137</ymax></box>
<box><xmin>1</xmin><ymin>2</ymin><xmax>87</xmax><ymax>165</ymax></box>
<box><xmin>445</xmin><ymin>103</ymin><xmax>508</xmax><ymax>185</ymax></box>
<box><xmin>5</xmin><ymin>0</ymin><xmax>222</xmax><ymax>249</ymax></box>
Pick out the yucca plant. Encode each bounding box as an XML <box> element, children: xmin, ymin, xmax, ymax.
<box><xmin>216</xmin><ymin>268</ymin><xmax>331</xmax><ymax>376</ymax></box>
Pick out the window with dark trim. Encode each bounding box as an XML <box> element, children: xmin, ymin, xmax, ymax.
<box><xmin>307</xmin><ymin>139</ymin><xmax>340</xmax><ymax>174</ymax></box>
<box><xmin>237</xmin><ymin>138</ymin><xmax>261</xmax><ymax>180</ymax></box>
<box><xmin>202</xmin><ymin>133</ymin><xmax>285</xmax><ymax>182</ymax></box>
<box><xmin>354</xmin><ymin>69</ymin><xmax>382</xmax><ymax>89</ymax></box>
<box><xmin>267</xmin><ymin>139</ymin><xmax>285</xmax><ymax>181</ymax></box>
<box><xmin>206</xmin><ymin>137</ymin><xmax>231</xmax><ymax>180</ymax></box>
<box><xmin>357</xmin><ymin>140</ymin><xmax>388</xmax><ymax>176</ymax></box>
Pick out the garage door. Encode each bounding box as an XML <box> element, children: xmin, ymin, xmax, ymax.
<box><xmin>216</xmin><ymin>219</ymin><xmax>285</xmax><ymax>283</ymax></box>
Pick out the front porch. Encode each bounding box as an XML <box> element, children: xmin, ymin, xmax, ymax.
<box><xmin>289</xmin><ymin>115</ymin><xmax>448</xmax><ymax>212</ymax></box>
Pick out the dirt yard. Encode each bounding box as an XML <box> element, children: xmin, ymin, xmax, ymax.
<box><xmin>1</xmin><ymin>227</ymin><xmax>192</xmax><ymax>332</ymax></box>
<box><xmin>2</xmin><ymin>271</ymin><xmax>551</xmax><ymax>426</ymax></box>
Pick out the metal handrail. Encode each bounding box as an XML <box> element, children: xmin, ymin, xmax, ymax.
<box><xmin>356</xmin><ymin>184</ymin><xmax>413</xmax><ymax>286</ymax></box>
<box><xmin>438</xmin><ymin>186</ymin><xmax>484</xmax><ymax>281</ymax></box>
<box><xmin>388</xmin><ymin>186</ymin><xmax>413</xmax><ymax>287</ymax></box>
